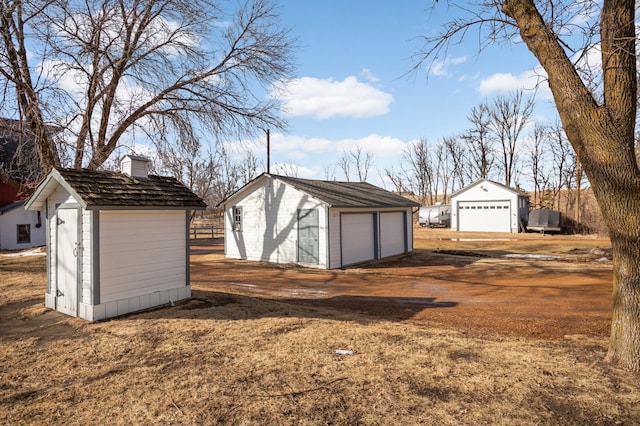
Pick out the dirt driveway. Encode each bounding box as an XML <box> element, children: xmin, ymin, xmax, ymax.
<box><xmin>190</xmin><ymin>229</ymin><xmax>613</xmax><ymax>340</ymax></box>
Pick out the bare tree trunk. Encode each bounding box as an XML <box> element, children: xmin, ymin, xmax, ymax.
<box><xmin>504</xmin><ymin>0</ymin><xmax>640</xmax><ymax>371</ymax></box>
<box><xmin>0</xmin><ymin>4</ymin><xmax>58</xmax><ymax>172</ymax></box>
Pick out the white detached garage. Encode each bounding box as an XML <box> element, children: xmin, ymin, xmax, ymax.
<box><xmin>450</xmin><ymin>179</ymin><xmax>529</xmax><ymax>233</ymax></box>
<box><xmin>219</xmin><ymin>174</ymin><xmax>419</xmax><ymax>269</ymax></box>
<box><xmin>24</xmin><ymin>155</ymin><xmax>206</xmax><ymax>321</ymax></box>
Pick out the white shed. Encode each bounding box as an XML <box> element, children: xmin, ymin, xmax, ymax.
<box><xmin>219</xmin><ymin>174</ymin><xmax>420</xmax><ymax>269</ymax></box>
<box><xmin>450</xmin><ymin>179</ymin><xmax>529</xmax><ymax>233</ymax></box>
<box><xmin>24</xmin><ymin>155</ymin><xmax>206</xmax><ymax>321</ymax></box>
<box><xmin>0</xmin><ymin>201</ymin><xmax>46</xmax><ymax>250</ymax></box>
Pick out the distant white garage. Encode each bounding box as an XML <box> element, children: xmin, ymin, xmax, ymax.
<box><xmin>219</xmin><ymin>174</ymin><xmax>420</xmax><ymax>269</ymax></box>
<box><xmin>451</xmin><ymin>179</ymin><xmax>529</xmax><ymax>233</ymax></box>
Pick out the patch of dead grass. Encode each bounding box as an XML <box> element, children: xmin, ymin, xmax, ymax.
<box><xmin>2</xmin><ymin>244</ymin><xmax>639</xmax><ymax>425</ymax></box>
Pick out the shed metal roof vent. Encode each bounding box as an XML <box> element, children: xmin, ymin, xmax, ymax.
<box><xmin>120</xmin><ymin>154</ymin><xmax>151</xmax><ymax>179</ymax></box>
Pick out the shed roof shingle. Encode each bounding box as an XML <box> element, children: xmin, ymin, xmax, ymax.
<box><xmin>52</xmin><ymin>168</ymin><xmax>206</xmax><ymax>209</ymax></box>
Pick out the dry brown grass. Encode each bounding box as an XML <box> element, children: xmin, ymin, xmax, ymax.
<box><xmin>1</xmin><ymin>238</ymin><xmax>639</xmax><ymax>425</ymax></box>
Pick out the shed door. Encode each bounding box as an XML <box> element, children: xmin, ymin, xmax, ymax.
<box><xmin>380</xmin><ymin>212</ymin><xmax>406</xmax><ymax>258</ymax></box>
<box><xmin>341</xmin><ymin>213</ymin><xmax>375</xmax><ymax>266</ymax></box>
<box><xmin>56</xmin><ymin>208</ymin><xmax>79</xmax><ymax>316</ymax></box>
<box><xmin>298</xmin><ymin>209</ymin><xmax>319</xmax><ymax>264</ymax></box>
<box><xmin>458</xmin><ymin>200</ymin><xmax>511</xmax><ymax>232</ymax></box>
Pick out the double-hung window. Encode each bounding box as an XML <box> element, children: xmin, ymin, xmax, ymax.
<box><xmin>233</xmin><ymin>206</ymin><xmax>242</xmax><ymax>231</ymax></box>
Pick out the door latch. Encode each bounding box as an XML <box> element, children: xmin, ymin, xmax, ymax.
<box><xmin>56</xmin><ymin>289</ymin><xmax>64</xmax><ymax>297</ymax></box>
<box><xmin>57</xmin><ymin>217</ymin><xmax>65</xmax><ymax>226</ymax></box>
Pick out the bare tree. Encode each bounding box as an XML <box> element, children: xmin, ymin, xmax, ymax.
<box><xmin>572</xmin><ymin>159</ymin><xmax>586</xmax><ymax>224</ymax></box>
<box><xmin>238</xmin><ymin>147</ymin><xmax>261</xmax><ymax>185</ymax></box>
<box><xmin>157</xmin><ymin>130</ymin><xmax>218</xmax><ymax>221</ymax></box>
<box><xmin>337</xmin><ymin>151</ymin><xmax>351</xmax><ymax>182</ymax></box>
<box><xmin>548</xmin><ymin>121</ymin><xmax>573</xmax><ymax>210</ymax></box>
<box><xmin>461</xmin><ymin>103</ymin><xmax>495</xmax><ymax>181</ymax></box>
<box><xmin>322</xmin><ymin>163</ymin><xmax>337</xmax><ymax>181</ymax></box>
<box><xmin>442</xmin><ymin>135</ymin><xmax>467</xmax><ymax>192</ymax></box>
<box><xmin>336</xmin><ymin>145</ymin><xmax>374</xmax><ymax>182</ymax></box>
<box><xmin>0</xmin><ymin>0</ymin><xmax>295</xmax><ymax>173</ymax></box>
<box><xmin>417</xmin><ymin>0</ymin><xmax>640</xmax><ymax>371</ymax></box>
<box><xmin>210</xmin><ymin>145</ymin><xmax>243</xmax><ymax>214</ymax></box>
<box><xmin>273</xmin><ymin>161</ymin><xmax>299</xmax><ymax>177</ymax></box>
<box><xmin>0</xmin><ymin>118</ymin><xmax>54</xmax><ymax>192</ymax></box>
<box><xmin>401</xmin><ymin>138</ymin><xmax>435</xmax><ymax>205</ymax></box>
<box><xmin>384</xmin><ymin>165</ymin><xmax>408</xmax><ymax>193</ymax></box>
<box><xmin>489</xmin><ymin>90</ymin><xmax>535</xmax><ymax>186</ymax></box>
<box><xmin>434</xmin><ymin>140</ymin><xmax>452</xmax><ymax>203</ymax></box>
<box><xmin>525</xmin><ymin>123</ymin><xmax>552</xmax><ymax>208</ymax></box>
<box><xmin>350</xmin><ymin>144</ymin><xmax>373</xmax><ymax>183</ymax></box>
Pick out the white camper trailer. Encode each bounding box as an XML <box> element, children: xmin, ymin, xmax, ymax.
<box><xmin>418</xmin><ymin>204</ymin><xmax>451</xmax><ymax>228</ymax></box>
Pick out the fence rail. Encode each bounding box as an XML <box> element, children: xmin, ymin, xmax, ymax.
<box><xmin>190</xmin><ymin>225</ymin><xmax>224</xmax><ymax>239</ymax></box>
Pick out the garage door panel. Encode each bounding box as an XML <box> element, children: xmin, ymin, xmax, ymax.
<box><xmin>341</xmin><ymin>213</ymin><xmax>375</xmax><ymax>266</ymax></box>
<box><xmin>380</xmin><ymin>212</ymin><xmax>405</xmax><ymax>258</ymax></box>
<box><xmin>458</xmin><ymin>201</ymin><xmax>511</xmax><ymax>232</ymax></box>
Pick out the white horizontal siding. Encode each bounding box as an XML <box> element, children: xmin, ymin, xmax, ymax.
<box><xmin>99</xmin><ymin>210</ymin><xmax>187</xmax><ymax>303</ymax></box>
<box><xmin>0</xmin><ymin>207</ymin><xmax>46</xmax><ymax>250</ymax></box>
<box><xmin>225</xmin><ymin>178</ymin><xmax>328</xmax><ymax>268</ymax></box>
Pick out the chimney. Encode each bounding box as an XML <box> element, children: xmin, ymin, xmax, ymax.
<box><xmin>120</xmin><ymin>154</ymin><xmax>151</xmax><ymax>179</ymax></box>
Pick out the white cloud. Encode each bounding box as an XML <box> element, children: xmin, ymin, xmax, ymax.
<box><xmin>225</xmin><ymin>133</ymin><xmax>411</xmax><ymax>169</ymax></box>
<box><xmin>359</xmin><ymin>68</ymin><xmax>381</xmax><ymax>83</ymax></box>
<box><xmin>431</xmin><ymin>55</ymin><xmax>467</xmax><ymax>77</ymax></box>
<box><xmin>478</xmin><ymin>73</ymin><xmax>523</xmax><ymax>94</ymax></box>
<box><xmin>273</xmin><ymin>133</ymin><xmax>410</xmax><ymax>159</ymax></box>
<box><xmin>266</xmin><ymin>133</ymin><xmax>409</xmax><ymax>159</ymax></box>
<box><xmin>270</xmin><ymin>76</ymin><xmax>393</xmax><ymax>119</ymax></box>
<box><xmin>335</xmin><ymin>134</ymin><xmax>412</xmax><ymax>157</ymax></box>
<box><xmin>272</xmin><ymin>134</ymin><xmax>332</xmax><ymax>157</ymax></box>
<box><xmin>477</xmin><ymin>67</ymin><xmax>551</xmax><ymax>99</ymax></box>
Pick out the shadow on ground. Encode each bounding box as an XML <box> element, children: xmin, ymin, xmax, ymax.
<box><xmin>126</xmin><ymin>289</ymin><xmax>459</xmax><ymax>324</ymax></box>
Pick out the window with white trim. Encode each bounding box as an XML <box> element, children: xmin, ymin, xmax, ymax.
<box><xmin>17</xmin><ymin>224</ymin><xmax>31</xmax><ymax>244</ymax></box>
<box><xmin>233</xmin><ymin>206</ymin><xmax>242</xmax><ymax>231</ymax></box>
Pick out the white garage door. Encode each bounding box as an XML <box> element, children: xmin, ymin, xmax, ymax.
<box><xmin>380</xmin><ymin>212</ymin><xmax>405</xmax><ymax>258</ymax></box>
<box><xmin>458</xmin><ymin>200</ymin><xmax>511</xmax><ymax>232</ymax></box>
<box><xmin>341</xmin><ymin>213</ymin><xmax>375</xmax><ymax>266</ymax></box>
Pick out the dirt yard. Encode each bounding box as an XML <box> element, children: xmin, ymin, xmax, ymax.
<box><xmin>192</xmin><ymin>228</ymin><xmax>614</xmax><ymax>340</ymax></box>
<box><xmin>2</xmin><ymin>228</ymin><xmax>639</xmax><ymax>425</ymax></box>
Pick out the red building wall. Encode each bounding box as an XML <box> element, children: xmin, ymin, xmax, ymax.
<box><xmin>0</xmin><ymin>182</ymin><xmax>26</xmax><ymax>207</ymax></box>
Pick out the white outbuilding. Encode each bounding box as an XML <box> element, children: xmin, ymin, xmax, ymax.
<box><xmin>219</xmin><ymin>173</ymin><xmax>420</xmax><ymax>269</ymax></box>
<box><xmin>450</xmin><ymin>179</ymin><xmax>530</xmax><ymax>233</ymax></box>
<box><xmin>24</xmin><ymin>155</ymin><xmax>206</xmax><ymax>321</ymax></box>
<box><xmin>0</xmin><ymin>201</ymin><xmax>46</xmax><ymax>250</ymax></box>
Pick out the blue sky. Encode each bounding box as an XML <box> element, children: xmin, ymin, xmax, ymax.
<box><xmin>229</xmin><ymin>0</ymin><xmax>561</xmax><ymax>188</ymax></box>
